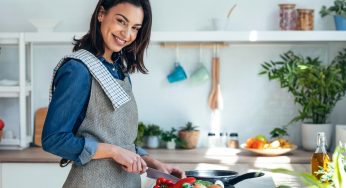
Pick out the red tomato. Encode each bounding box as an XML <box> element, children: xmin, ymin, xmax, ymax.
<box><xmin>0</xmin><ymin>119</ymin><xmax>4</xmax><ymax>130</ymax></box>
<box><xmin>173</xmin><ymin>177</ymin><xmax>196</xmax><ymax>188</ymax></box>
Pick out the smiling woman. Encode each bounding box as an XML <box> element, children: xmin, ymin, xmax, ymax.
<box><xmin>41</xmin><ymin>0</ymin><xmax>184</xmax><ymax>188</ymax></box>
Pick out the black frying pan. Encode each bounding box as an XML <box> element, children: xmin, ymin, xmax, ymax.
<box><xmin>185</xmin><ymin>170</ymin><xmax>264</xmax><ymax>188</ymax></box>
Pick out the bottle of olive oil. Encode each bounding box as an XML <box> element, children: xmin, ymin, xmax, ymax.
<box><xmin>311</xmin><ymin>132</ymin><xmax>330</xmax><ymax>180</ymax></box>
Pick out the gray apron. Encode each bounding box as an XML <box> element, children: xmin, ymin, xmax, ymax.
<box><xmin>51</xmin><ymin>50</ymin><xmax>140</xmax><ymax>188</ymax></box>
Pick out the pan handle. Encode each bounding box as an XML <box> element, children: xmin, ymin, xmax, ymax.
<box><xmin>227</xmin><ymin>172</ymin><xmax>264</xmax><ymax>185</ymax></box>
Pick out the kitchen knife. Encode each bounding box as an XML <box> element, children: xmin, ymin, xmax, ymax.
<box><xmin>146</xmin><ymin>167</ymin><xmax>180</xmax><ymax>183</ymax></box>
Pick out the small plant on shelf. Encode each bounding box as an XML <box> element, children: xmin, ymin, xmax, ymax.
<box><xmin>134</xmin><ymin>121</ymin><xmax>146</xmax><ymax>147</ymax></box>
<box><xmin>178</xmin><ymin>122</ymin><xmax>200</xmax><ymax>149</ymax></box>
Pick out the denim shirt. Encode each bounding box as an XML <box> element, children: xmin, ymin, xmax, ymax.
<box><xmin>42</xmin><ymin>55</ymin><xmax>148</xmax><ymax>166</ymax></box>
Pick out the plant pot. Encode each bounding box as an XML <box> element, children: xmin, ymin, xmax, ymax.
<box><xmin>147</xmin><ymin>136</ymin><xmax>160</xmax><ymax>149</ymax></box>
<box><xmin>301</xmin><ymin>123</ymin><xmax>333</xmax><ymax>151</ymax></box>
<box><xmin>334</xmin><ymin>15</ymin><xmax>346</xmax><ymax>30</ymax></box>
<box><xmin>166</xmin><ymin>140</ymin><xmax>176</xmax><ymax>150</ymax></box>
<box><xmin>335</xmin><ymin>125</ymin><xmax>346</xmax><ymax>146</ymax></box>
<box><xmin>178</xmin><ymin>130</ymin><xmax>200</xmax><ymax>149</ymax></box>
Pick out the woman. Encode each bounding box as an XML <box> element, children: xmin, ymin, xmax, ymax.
<box><xmin>42</xmin><ymin>0</ymin><xmax>184</xmax><ymax>187</ymax></box>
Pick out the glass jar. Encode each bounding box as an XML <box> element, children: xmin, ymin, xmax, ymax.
<box><xmin>227</xmin><ymin>133</ymin><xmax>239</xmax><ymax>148</ymax></box>
<box><xmin>279</xmin><ymin>4</ymin><xmax>297</xmax><ymax>30</ymax></box>
<box><xmin>207</xmin><ymin>132</ymin><xmax>217</xmax><ymax>148</ymax></box>
<box><xmin>297</xmin><ymin>9</ymin><xmax>314</xmax><ymax>30</ymax></box>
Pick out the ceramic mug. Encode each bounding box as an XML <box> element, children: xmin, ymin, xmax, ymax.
<box><xmin>167</xmin><ymin>63</ymin><xmax>187</xmax><ymax>83</ymax></box>
<box><xmin>190</xmin><ymin>64</ymin><xmax>210</xmax><ymax>84</ymax></box>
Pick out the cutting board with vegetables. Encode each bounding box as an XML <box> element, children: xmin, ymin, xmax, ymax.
<box><xmin>34</xmin><ymin>107</ymin><xmax>48</xmax><ymax>146</ymax></box>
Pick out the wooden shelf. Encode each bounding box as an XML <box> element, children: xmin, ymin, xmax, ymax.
<box><xmin>23</xmin><ymin>31</ymin><xmax>346</xmax><ymax>43</ymax></box>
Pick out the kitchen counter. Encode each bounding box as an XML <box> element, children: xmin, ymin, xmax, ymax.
<box><xmin>0</xmin><ymin>147</ymin><xmax>312</xmax><ymax>187</ymax></box>
<box><xmin>0</xmin><ymin>147</ymin><xmax>312</xmax><ymax>164</ymax></box>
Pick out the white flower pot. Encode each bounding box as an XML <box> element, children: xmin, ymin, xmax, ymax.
<box><xmin>335</xmin><ymin>125</ymin><xmax>346</xmax><ymax>146</ymax></box>
<box><xmin>301</xmin><ymin>123</ymin><xmax>333</xmax><ymax>151</ymax></box>
<box><xmin>166</xmin><ymin>140</ymin><xmax>176</xmax><ymax>150</ymax></box>
<box><xmin>147</xmin><ymin>136</ymin><xmax>160</xmax><ymax>149</ymax></box>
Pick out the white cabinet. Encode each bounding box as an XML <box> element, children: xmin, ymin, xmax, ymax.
<box><xmin>0</xmin><ymin>163</ymin><xmax>70</xmax><ymax>188</ymax></box>
<box><xmin>0</xmin><ymin>33</ymin><xmax>33</xmax><ymax>149</ymax></box>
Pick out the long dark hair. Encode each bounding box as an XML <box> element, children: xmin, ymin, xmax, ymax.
<box><xmin>73</xmin><ymin>0</ymin><xmax>152</xmax><ymax>74</ymax></box>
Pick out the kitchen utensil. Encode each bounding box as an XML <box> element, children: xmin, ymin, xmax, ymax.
<box><xmin>208</xmin><ymin>54</ymin><xmax>217</xmax><ymax>109</ymax></box>
<box><xmin>146</xmin><ymin>167</ymin><xmax>180</xmax><ymax>183</ymax></box>
<box><xmin>208</xmin><ymin>45</ymin><xmax>223</xmax><ymax>110</ymax></box>
<box><xmin>34</xmin><ymin>107</ymin><xmax>48</xmax><ymax>146</ymax></box>
<box><xmin>227</xmin><ymin>4</ymin><xmax>237</xmax><ymax>18</ymax></box>
<box><xmin>185</xmin><ymin>170</ymin><xmax>264</xmax><ymax>188</ymax></box>
<box><xmin>240</xmin><ymin>143</ymin><xmax>297</xmax><ymax>156</ymax></box>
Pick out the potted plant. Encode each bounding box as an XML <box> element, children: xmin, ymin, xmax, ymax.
<box><xmin>320</xmin><ymin>0</ymin><xmax>346</xmax><ymax>30</ymax></box>
<box><xmin>160</xmin><ymin>128</ymin><xmax>178</xmax><ymax>149</ymax></box>
<box><xmin>134</xmin><ymin>121</ymin><xmax>146</xmax><ymax>147</ymax></box>
<box><xmin>178</xmin><ymin>122</ymin><xmax>200</xmax><ymax>149</ymax></box>
<box><xmin>144</xmin><ymin>124</ymin><xmax>161</xmax><ymax>149</ymax></box>
<box><xmin>260</xmin><ymin>50</ymin><xmax>346</xmax><ymax>150</ymax></box>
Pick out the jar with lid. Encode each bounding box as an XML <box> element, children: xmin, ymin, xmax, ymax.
<box><xmin>297</xmin><ymin>9</ymin><xmax>314</xmax><ymax>30</ymax></box>
<box><xmin>227</xmin><ymin>133</ymin><xmax>239</xmax><ymax>148</ymax></box>
<box><xmin>207</xmin><ymin>132</ymin><xmax>217</xmax><ymax>148</ymax></box>
<box><xmin>279</xmin><ymin>4</ymin><xmax>297</xmax><ymax>30</ymax></box>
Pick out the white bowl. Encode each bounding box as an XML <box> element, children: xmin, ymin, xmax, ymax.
<box><xmin>240</xmin><ymin>143</ymin><xmax>297</xmax><ymax>156</ymax></box>
<box><xmin>29</xmin><ymin>19</ymin><xmax>60</xmax><ymax>32</ymax></box>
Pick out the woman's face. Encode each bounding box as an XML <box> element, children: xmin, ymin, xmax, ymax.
<box><xmin>98</xmin><ymin>3</ymin><xmax>144</xmax><ymax>56</ymax></box>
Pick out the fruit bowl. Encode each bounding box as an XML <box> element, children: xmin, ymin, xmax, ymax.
<box><xmin>240</xmin><ymin>143</ymin><xmax>297</xmax><ymax>156</ymax></box>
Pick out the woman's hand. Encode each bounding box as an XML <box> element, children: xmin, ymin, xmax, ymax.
<box><xmin>142</xmin><ymin>156</ymin><xmax>186</xmax><ymax>178</ymax></box>
<box><xmin>92</xmin><ymin>143</ymin><xmax>147</xmax><ymax>174</ymax></box>
<box><xmin>111</xmin><ymin>145</ymin><xmax>147</xmax><ymax>174</ymax></box>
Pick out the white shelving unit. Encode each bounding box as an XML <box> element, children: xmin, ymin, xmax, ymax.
<box><xmin>0</xmin><ymin>33</ymin><xmax>32</xmax><ymax>149</ymax></box>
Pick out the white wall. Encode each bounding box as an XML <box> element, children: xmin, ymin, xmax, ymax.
<box><xmin>0</xmin><ymin>0</ymin><xmax>345</xmax><ymax>147</ymax></box>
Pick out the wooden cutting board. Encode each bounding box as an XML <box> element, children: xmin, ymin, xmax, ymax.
<box><xmin>34</xmin><ymin>107</ymin><xmax>48</xmax><ymax>147</ymax></box>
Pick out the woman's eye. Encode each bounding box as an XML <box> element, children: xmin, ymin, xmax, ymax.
<box><xmin>117</xmin><ymin>19</ymin><xmax>126</xmax><ymax>25</ymax></box>
<box><xmin>132</xmin><ymin>27</ymin><xmax>141</xmax><ymax>31</ymax></box>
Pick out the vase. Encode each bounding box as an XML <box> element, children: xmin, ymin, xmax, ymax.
<box><xmin>147</xmin><ymin>136</ymin><xmax>160</xmax><ymax>149</ymax></box>
<box><xmin>335</xmin><ymin>125</ymin><xmax>346</xmax><ymax>146</ymax></box>
<box><xmin>166</xmin><ymin>140</ymin><xmax>176</xmax><ymax>150</ymax></box>
<box><xmin>334</xmin><ymin>15</ymin><xmax>346</xmax><ymax>30</ymax></box>
<box><xmin>301</xmin><ymin>123</ymin><xmax>333</xmax><ymax>151</ymax></box>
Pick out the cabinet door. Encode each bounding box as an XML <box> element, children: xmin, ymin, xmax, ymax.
<box><xmin>1</xmin><ymin>163</ymin><xmax>70</xmax><ymax>188</ymax></box>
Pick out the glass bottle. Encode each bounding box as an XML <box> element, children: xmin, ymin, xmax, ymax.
<box><xmin>279</xmin><ymin>4</ymin><xmax>297</xmax><ymax>30</ymax></box>
<box><xmin>227</xmin><ymin>133</ymin><xmax>239</xmax><ymax>148</ymax></box>
<box><xmin>311</xmin><ymin>132</ymin><xmax>330</xmax><ymax>180</ymax></box>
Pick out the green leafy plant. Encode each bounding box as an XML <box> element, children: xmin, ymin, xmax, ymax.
<box><xmin>272</xmin><ymin>142</ymin><xmax>346</xmax><ymax>188</ymax></box>
<box><xmin>320</xmin><ymin>0</ymin><xmax>346</xmax><ymax>18</ymax></box>
<box><xmin>179</xmin><ymin>122</ymin><xmax>199</xmax><ymax>131</ymax></box>
<box><xmin>134</xmin><ymin>121</ymin><xmax>146</xmax><ymax>146</ymax></box>
<box><xmin>160</xmin><ymin>128</ymin><xmax>178</xmax><ymax>142</ymax></box>
<box><xmin>270</xmin><ymin>127</ymin><xmax>289</xmax><ymax>139</ymax></box>
<box><xmin>144</xmin><ymin>124</ymin><xmax>161</xmax><ymax>136</ymax></box>
<box><xmin>260</xmin><ymin>50</ymin><xmax>346</xmax><ymax>124</ymax></box>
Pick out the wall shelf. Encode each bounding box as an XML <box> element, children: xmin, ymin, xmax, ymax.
<box><xmin>23</xmin><ymin>31</ymin><xmax>346</xmax><ymax>44</ymax></box>
<box><xmin>0</xmin><ymin>33</ymin><xmax>20</xmax><ymax>44</ymax></box>
<box><xmin>0</xmin><ymin>85</ymin><xmax>32</xmax><ymax>97</ymax></box>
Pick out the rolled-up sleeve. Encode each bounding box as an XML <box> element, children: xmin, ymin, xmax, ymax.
<box><xmin>135</xmin><ymin>146</ymin><xmax>149</xmax><ymax>156</ymax></box>
<box><xmin>42</xmin><ymin>59</ymin><xmax>98</xmax><ymax>166</ymax></box>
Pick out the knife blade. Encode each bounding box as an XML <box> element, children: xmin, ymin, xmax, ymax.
<box><xmin>146</xmin><ymin>167</ymin><xmax>180</xmax><ymax>183</ymax></box>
